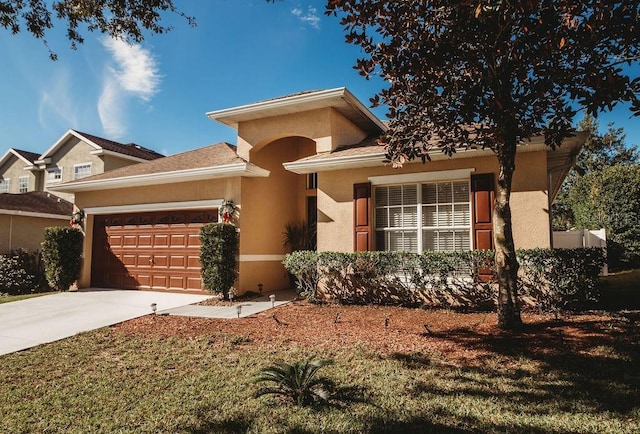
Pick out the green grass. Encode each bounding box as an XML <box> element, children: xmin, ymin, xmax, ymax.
<box><xmin>0</xmin><ymin>292</ymin><xmax>53</xmax><ymax>304</ymax></box>
<box><xmin>1</xmin><ymin>325</ymin><xmax>638</xmax><ymax>433</ymax></box>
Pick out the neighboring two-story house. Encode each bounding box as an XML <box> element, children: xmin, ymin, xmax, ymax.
<box><xmin>0</xmin><ymin>130</ymin><xmax>163</xmax><ymax>252</ymax></box>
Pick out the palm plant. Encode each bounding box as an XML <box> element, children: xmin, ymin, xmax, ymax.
<box><xmin>254</xmin><ymin>358</ymin><xmax>333</xmax><ymax>406</ymax></box>
<box><xmin>283</xmin><ymin>221</ymin><xmax>317</xmax><ymax>252</ymax></box>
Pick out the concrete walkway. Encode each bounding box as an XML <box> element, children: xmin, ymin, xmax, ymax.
<box><xmin>160</xmin><ymin>290</ymin><xmax>297</xmax><ymax>319</ymax></box>
<box><xmin>0</xmin><ymin>289</ymin><xmax>212</xmax><ymax>356</ymax></box>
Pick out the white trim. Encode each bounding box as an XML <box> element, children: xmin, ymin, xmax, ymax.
<box><xmin>284</xmin><ymin>153</ymin><xmax>386</xmax><ymax>174</ymax></box>
<box><xmin>84</xmin><ymin>199</ymin><xmax>224</xmax><ymax>215</ymax></box>
<box><xmin>73</xmin><ymin>162</ymin><xmax>92</xmax><ymax>180</ymax></box>
<box><xmin>0</xmin><ymin>178</ymin><xmax>10</xmax><ymax>193</ymax></box>
<box><xmin>38</xmin><ymin>129</ymin><xmax>100</xmax><ymax>161</ymax></box>
<box><xmin>238</xmin><ymin>254</ymin><xmax>286</xmax><ymax>262</ymax></box>
<box><xmin>369</xmin><ymin>168</ymin><xmax>475</xmax><ymax>185</ymax></box>
<box><xmin>18</xmin><ymin>175</ymin><xmax>29</xmax><ymax>193</ymax></box>
<box><xmin>46</xmin><ymin>166</ymin><xmax>63</xmax><ymax>184</ymax></box>
<box><xmin>207</xmin><ymin>87</ymin><xmax>387</xmax><ymax>133</ymax></box>
<box><xmin>0</xmin><ymin>149</ymin><xmax>37</xmax><ymax>168</ymax></box>
<box><xmin>49</xmin><ymin>162</ymin><xmax>270</xmax><ymax>193</ymax></box>
<box><xmin>0</xmin><ymin>209</ymin><xmax>69</xmax><ymax>220</ymax></box>
<box><xmin>89</xmin><ymin>148</ymin><xmax>152</xmax><ymax>163</ymax></box>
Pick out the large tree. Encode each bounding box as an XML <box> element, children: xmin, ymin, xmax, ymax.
<box><xmin>0</xmin><ymin>0</ymin><xmax>194</xmax><ymax>59</ymax></box>
<box><xmin>553</xmin><ymin>116</ymin><xmax>639</xmax><ymax>230</ymax></box>
<box><xmin>326</xmin><ymin>1</ymin><xmax>640</xmax><ymax>328</ymax></box>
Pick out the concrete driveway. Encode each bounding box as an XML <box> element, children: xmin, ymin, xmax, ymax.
<box><xmin>0</xmin><ymin>289</ymin><xmax>211</xmax><ymax>356</ymax></box>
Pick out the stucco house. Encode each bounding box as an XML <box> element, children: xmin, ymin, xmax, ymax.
<box><xmin>51</xmin><ymin>88</ymin><xmax>586</xmax><ymax>294</ymax></box>
<box><xmin>0</xmin><ymin>130</ymin><xmax>163</xmax><ymax>253</ymax></box>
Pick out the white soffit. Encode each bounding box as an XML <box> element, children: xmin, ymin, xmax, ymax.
<box><xmin>369</xmin><ymin>168</ymin><xmax>476</xmax><ymax>185</ymax></box>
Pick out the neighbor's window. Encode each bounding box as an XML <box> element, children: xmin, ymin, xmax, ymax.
<box><xmin>73</xmin><ymin>163</ymin><xmax>92</xmax><ymax>180</ymax></box>
<box><xmin>47</xmin><ymin>167</ymin><xmax>62</xmax><ymax>183</ymax></box>
<box><xmin>375</xmin><ymin>180</ymin><xmax>471</xmax><ymax>253</ymax></box>
<box><xmin>18</xmin><ymin>176</ymin><xmax>28</xmax><ymax>193</ymax></box>
<box><xmin>0</xmin><ymin>178</ymin><xmax>9</xmax><ymax>193</ymax></box>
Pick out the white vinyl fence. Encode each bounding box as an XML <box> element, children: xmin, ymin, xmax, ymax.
<box><xmin>552</xmin><ymin>228</ymin><xmax>608</xmax><ymax>275</ymax></box>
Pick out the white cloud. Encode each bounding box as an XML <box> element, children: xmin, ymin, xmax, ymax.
<box><xmin>292</xmin><ymin>6</ymin><xmax>321</xmax><ymax>29</ymax></box>
<box><xmin>97</xmin><ymin>72</ymin><xmax>126</xmax><ymax>138</ymax></box>
<box><xmin>38</xmin><ymin>68</ymin><xmax>79</xmax><ymax>130</ymax></box>
<box><xmin>98</xmin><ymin>37</ymin><xmax>161</xmax><ymax>138</ymax></box>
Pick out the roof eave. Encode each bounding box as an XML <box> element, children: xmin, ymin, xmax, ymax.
<box><xmin>207</xmin><ymin>87</ymin><xmax>387</xmax><ymax>135</ymax></box>
<box><xmin>49</xmin><ymin>162</ymin><xmax>271</xmax><ymax>193</ymax></box>
<box><xmin>89</xmin><ymin>148</ymin><xmax>152</xmax><ymax>163</ymax></box>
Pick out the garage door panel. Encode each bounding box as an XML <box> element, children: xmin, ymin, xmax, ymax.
<box><xmin>91</xmin><ymin>209</ymin><xmax>217</xmax><ymax>291</ymax></box>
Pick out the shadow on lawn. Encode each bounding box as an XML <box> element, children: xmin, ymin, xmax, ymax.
<box><xmin>411</xmin><ymin>315</ymin><xmax>640</xmax><ymax>414</ymax></box>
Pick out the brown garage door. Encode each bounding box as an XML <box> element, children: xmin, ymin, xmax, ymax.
<box><xmin>91</xmin><ymin>210</ymin><xmax>218</xmax><ymax>291</ymax></box>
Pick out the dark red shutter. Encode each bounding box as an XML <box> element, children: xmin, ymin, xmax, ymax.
<box><xmin>471</xmin><ymin>174</ymin><xmax>495</xmax><ymax>281</ymax></box>
<box><xmin>471</xmin><ymin>173</ymin><xmax>494</xmax><ymax>250</ymax></box>
<box><xmin>353</xmin><ymin>182</ymin><xmax>373</xmax><ymax>251</ymax></box>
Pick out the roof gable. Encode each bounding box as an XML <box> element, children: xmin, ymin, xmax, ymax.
<box><xmin>37</xmin><ymin>129</ymin><xmax>164</xmax><ymax>164</ymax></box>
<box><xmin>0</xmin><ymin>148</ymin><xmax>40</xmax><ymax>170</ymax></box>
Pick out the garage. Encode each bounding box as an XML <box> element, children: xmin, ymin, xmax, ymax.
<box><xmin>91</xmin><ymin>209</ymin><xmax>218</xmax><ymax>291</ymax></box>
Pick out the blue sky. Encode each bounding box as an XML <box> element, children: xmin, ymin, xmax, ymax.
<box><xmin>0</xmin><ymin>0</ymin><xmax>637</xmax><ymax>157</ymax></box>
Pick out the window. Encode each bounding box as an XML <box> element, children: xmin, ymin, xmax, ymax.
<box><xmin>0</xmin><ymin>178</ymin><xmax>9</xmax><ymax>193</ymax></box>
<box><xmin>73</xmin><ymin>163</ymin><xmax>92</xmax><ymax>180</ymax></box>
<box><xmin>18</xmin><ymin>176</ymin><xmax>28</xmax><ymax>193</ymax></box>
<box><xmin>307</xmin><ymin>173</ymin><xmax>318</xmax><ymax>190</ymax></box>
<box><xmin>375</xmin><ymin>180</ymin><xmax>471</xmax><ymax>253</ymax></box>
<box><xmin>47</xmin><ymin>167</ymin><xmax>62</xmax><ymax>183</ymax></box>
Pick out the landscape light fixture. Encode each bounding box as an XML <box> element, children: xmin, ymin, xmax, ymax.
<box><xmin>269</xmin><ymin>294</ymin><xmax>276</xmax><ymax>307</ymax></box>
<box><xmin>258</xmin><ymin>283</ymin><xmax>264</xmax><ymax>294</ymax></box>
<box><xmin>236</xmin><ymin>305</ymin><xmax>242</xmax><ymax>318</ymax></box>
<box><xmin>151</xmin><ymin>303</ymin><xmax>157</xmax><ymax>314</ymax></box>
<box><xmin>228</xmin><ymin>291</ymin><xmax>234</xmax><ymax>302</ymax></box>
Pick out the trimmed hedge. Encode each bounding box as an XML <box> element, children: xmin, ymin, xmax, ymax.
<box><xmin>0</xmin><ymin>249</ymin><xmax>50</xmax><ymax>295</ymax></box>
<box><xmin>41</xmin><ymin>227</ymin><xmax>84</xmax><ymax>292</ymax></box>
<box><xmin>200</xmin><ymin>223</ymin><xmax>239</xmax><ymax>297</ymax></box>
<box><xmin>283</xmin><ymin>248</ymin><xmax>605</xmax><ymax>312</ymax></box>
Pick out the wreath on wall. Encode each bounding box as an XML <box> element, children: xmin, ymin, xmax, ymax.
<box><xmin>219</xmin><ymin>200</ymin><xmax>238</xmax><ymax>224</ymax></box>
<box><xmin>70</xmin><ymin>210</ymin><xmax>85</xmax><ymax>228</ymax></box>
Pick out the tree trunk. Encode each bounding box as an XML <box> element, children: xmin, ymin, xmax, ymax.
<box><xmin>494</xmin><ymin>140</ymin><xmax>523</xmax><ymax>329</ymax></box>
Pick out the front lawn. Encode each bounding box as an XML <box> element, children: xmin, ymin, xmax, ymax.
<box><xmin>1</xmin><ymin>304</ymin><xmax>638</xmax><ymax>433</ymax></box>
<box><xmin>0</xmin><ymin>292</ymin><xmax>52</xmax><ymax>305</ymax></box>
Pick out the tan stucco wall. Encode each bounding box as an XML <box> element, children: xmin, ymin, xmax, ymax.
<box><xmin>237</xmin><ymin>108</ymin><xmax>367</xmax><ymax>160</ymax></box>
<box><xmin>0</xmin><ymin>214</ymin><xmax>67</xmax><ymax>253</ymax></box>
<box><xmin>317</xmin><ymin>150</ymin><xmax>550</xmax><ymax>253</ymax></box>
<box><xmin>44</xmin><ymin>137</ymin><xmax>106</xmax><ymax>202</ymax></box>
<box><xmin>74</xmin><ymin>178</ymin><xmax>242</xmax><ymax>289</ymax></box>
<box><xmin>103</xmin><ymin>154</ymin><xmax>144</xmax><ymax>172</ymax></box>
<box><xmin>239</xmin><ymin>137</ymin><xmax>316</xmax><ymax>293</ymax></box>
<box><xmin>0</xmin><ymin>155</ymin><xmax>38</xmax><ymax>193</ymax></box>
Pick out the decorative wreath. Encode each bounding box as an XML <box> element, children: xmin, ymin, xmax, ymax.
<box><xmin>70</xmin><ymin>210</ymin><xmax>85</xmax><ymax>227</ymax></box>
<box><xmin>219</xmin><ymin>200</ymin><xmax>238</xmax><ymax>224</ymax></box>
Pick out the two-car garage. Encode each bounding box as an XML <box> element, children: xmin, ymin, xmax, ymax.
<box><xmin>90</xmin><ymin>209</ymin><xmax>218</xmax><ymax>291</ymax></box>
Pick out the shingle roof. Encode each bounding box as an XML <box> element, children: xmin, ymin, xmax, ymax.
<box><xmin>12</xmin><ymin>149</ymin><xmax>40</xmax><ymax>164</ymax></box>
<box><xmin>67</xmin><ymin>142</ymin><xmax>244</xmax><ymax>183</ymax></box>
<box><xmin>0</xmin><ymin>192</ymin><xmax>73</xmax><ymax>216</ymax></box>
<box><xmin>72</xmin><ymin>130</ymin><xmax>164</xmax><ymax>161</ymax></box>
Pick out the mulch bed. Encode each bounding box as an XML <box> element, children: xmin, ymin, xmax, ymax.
<box><xmin>113</xmin><ymin>301</ymin><xmax>638</xmax><ymax>365</ymax></box>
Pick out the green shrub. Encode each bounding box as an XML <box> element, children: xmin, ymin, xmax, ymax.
<box><xmin>200</xmin><ymin>223</ymin><xmax>239</xmax><ymax>297</ymax></box>
<box><xmin>41</xmin><ymin>227</ymin><xmax>83</xmax><ymax>291</ymax></box>
<box><xmin>0</xmin><ymin>250</ymin><xmax>50</xmax><ymax>295</ymax></box>
<box><xmin>284</xmin><ymin>248</ymin><xmax>605</xmax><ymax>312</ymax></box>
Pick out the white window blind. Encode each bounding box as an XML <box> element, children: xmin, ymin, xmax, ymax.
<box><xmin>375</xmin><ymin>180</ymin><xmax>471</xmax><ymax>253</ymax></box>
<box><xmin>18</xmin><ymin>176</ymin><xmax>28</xmax><ymax>193</ymax></box>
